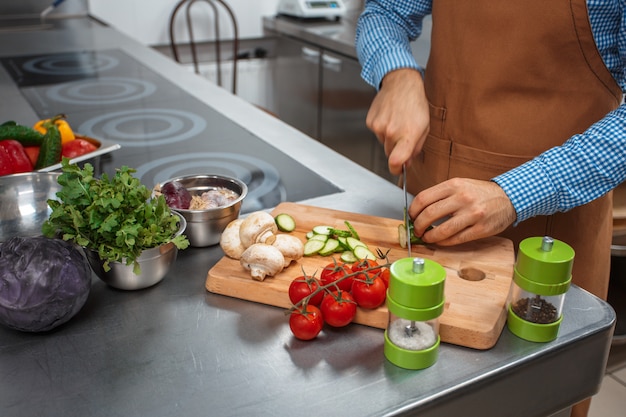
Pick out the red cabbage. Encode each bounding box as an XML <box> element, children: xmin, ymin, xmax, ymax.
<box><xmin>0</xmin><ymin>236</ymin><xmax>92</xmax><ymax>332</ymax></box>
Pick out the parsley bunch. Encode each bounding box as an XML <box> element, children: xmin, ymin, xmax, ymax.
<box><xmin>43</xmin><ymin>158</ymin><xmax>189</xmax><ymax>274</ymax></box>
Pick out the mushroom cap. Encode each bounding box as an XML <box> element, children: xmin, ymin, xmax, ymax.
<box><xmin>240</xmin><ymin>243</ymin><xmax>285</xmax><ymax>281</ymax></box>
<box><xmin>272</xmin><ymin>234</ymin><xmax>304</xmax><ymax>267</ymax></box>
<box><xmin>239</xmin><ymin>211</ymin><xmax>278</xmax><ymax>248</ymax></box>
<box><xmin>219</xmin><ymin>218</ymin><xmax>245</xmax><ymax>259</ymax></box>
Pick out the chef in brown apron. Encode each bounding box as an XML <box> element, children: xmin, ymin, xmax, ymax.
<box><xmin>359</xmin><ymin>1</ymin><xmax>623</xmax><ymax>416</ymax></box>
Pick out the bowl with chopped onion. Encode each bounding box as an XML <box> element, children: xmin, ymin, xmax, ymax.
<box><xmin>154</xmin><ymin>174</ymin><xmax>248</xmax><ymax>247</ymax></box>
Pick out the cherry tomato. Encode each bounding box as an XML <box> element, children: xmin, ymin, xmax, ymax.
<box><xmin>378</xmin><ymin>268</ymin><xmax>390</xmax><ymax>289</ymax></box>
<box><xmin>289</xmin><ymin>305</ymin><xmax>324</xmax><ymax>341</ymax></box>
<box><xmin>351</xmin><ymin>275</ymin><xmax>387</xmax><ymax>309</ymax></box>
<box><xmin>320</xmin><ymin>290</ymin><xmax>357</xmax><ymax>327</ymax></box>
<box><xmin>61</xmin><ymin>138</ymin><xmax>98</xmax><ymax>158</ymax></box>
<box><xmin>351</xmin><ymin>259</ymin><xmax>380</xmax><ymax>280</ymax></box>
<box><xmin>320</xmin><ymin>261</ymin><xmax>353</xmax><ymax>291</ymax></box>
<box><xmin>288</xmin><ymin>275</ymin><xmax>324</xmax><ymax>306</ymax></box>
<box><xmin>352</xmin><ymin>258</ymin><xmax>390</xmax><ymax>289</ymax></box>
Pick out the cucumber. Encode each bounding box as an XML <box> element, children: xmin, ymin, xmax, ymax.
<box><xmin>34</xmin><ymin>124</ymin><xmax>62</xmax><ymax>169</ymax></box>
<box><xmin>0</xmin><ymin>123</ymin><xmax>45</xmax><ymax>146</ymax></box>
<box><xmin>318</xmin><ymin>238</ymin><xmax>340</xmax><ymax>256</ymax></box>
<box><xmin>353</xmin><ymin>245</ymin><xmax>377</xmax><ymax>261</ymax></box>
<box><xmin>308</xmin><ymin>234</ymin><xmax>328</xmax><ymax>242</ymax></box>
<box><xmin>346</xmin><ymin>237</ymin><xmax>367</xmax><ymax>251</ymax></box>
<box><xmin>337</xmin><ymin>236</ymin><xmax>350</xmax><ymax>250</ymax></box>
<box><xmin>398</xmin><ymin>224</ymin><xmax>408</xmax><ymax>249</ymax></box>
<box><xmin>303</xmin><ymin>221</ymin><xmax>382</xmax><ymax>262</ymax></box>
<box><xmin>312</xmin><ymin>225</ymin><xmax>334</xmax><ymax>235</ymax></box>
<box><xmin>303</xmin><ymin>239</ymin><xmax>325</xmax><ymax>256</ymax></box>
<box><xmin>340</xmin><ymin>250</ymin><xmax>358</xmax><ymax>263</ymax></box>
<box><xmin>275</xmin><ymin>213</ymin><xmax>296</xmax><ymax>232</ymax></box>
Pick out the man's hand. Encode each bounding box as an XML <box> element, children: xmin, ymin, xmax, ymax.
<box><xmin>409</xmin><ymin>178</ymin><xmax>517</xmax><ymax>246</ymax></box>
<box><xmin>366</xmin><ymin>68</ymin><xmax>430</xmax><ymax>176</ymax></box>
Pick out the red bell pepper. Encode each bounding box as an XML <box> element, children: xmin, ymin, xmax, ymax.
<box><xmin>0</xmin><ymin>139</ymin><xmax>33</xmax><ymax>175</ymax></box>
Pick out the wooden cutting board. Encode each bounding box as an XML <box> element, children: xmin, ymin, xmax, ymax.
<box><xmin>206</xmin><ymin>202</ymin><xmax>515</xmax><ymax>350</ymax></box>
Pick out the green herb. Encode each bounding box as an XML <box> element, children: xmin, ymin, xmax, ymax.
<box><xmin>42</xmin><ymin>158</ymin><xmax>189</xmax><ymax>274</ymax></box>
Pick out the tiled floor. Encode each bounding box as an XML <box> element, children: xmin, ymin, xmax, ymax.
<box><xmin>588</xmin><ymin>342</ymin><xmax>626</xmax><ymax>416</ymax></box>
<box><xmin>588</xmin><ymin>260</ymin><xmax>626</xmax><ymax>417</ymax></box>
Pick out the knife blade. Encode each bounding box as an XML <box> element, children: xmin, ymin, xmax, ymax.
<box><xmin>402</xmin><ymin>164</ymin><xmax>412</xmax><ymax>257</ymax></box>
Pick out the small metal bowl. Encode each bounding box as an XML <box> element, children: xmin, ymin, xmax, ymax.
<box><xmin>158</xmin><ymin>174</ymin><xmax>248</xmax><ymax>247</ymax></box>
<box><xmin>0</xmin><ymin>172</ymin><xmax>62</xmax><ymax>242</ymax></box>
<box><xmin>85</xmin><ymin>212</ymin><xmax>187</xmax><ymax>290</ymax></box>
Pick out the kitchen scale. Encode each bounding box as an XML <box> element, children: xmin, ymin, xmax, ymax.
<box><xmin>277</xmin><ymin>0</ymin><xmax>347</xmax><ymax>20</ymax></box>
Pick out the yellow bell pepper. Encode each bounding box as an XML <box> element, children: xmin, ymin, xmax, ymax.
<box><xmin>33</xmin><ymin>114</ymin><xmax>75</xmax><ymax>144</ymax></box>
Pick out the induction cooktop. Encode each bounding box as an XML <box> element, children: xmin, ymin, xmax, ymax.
<box><xmin>2</xmin><ymin>49</ymin><xmax>342</xmax><ymax>213</ymax></box>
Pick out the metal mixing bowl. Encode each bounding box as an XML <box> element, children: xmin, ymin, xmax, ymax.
<box><xmin>0</xmin><ymin>172</ymin><xmax>62</xmax><ymax>242</ymax></box>
<box><xmin>158</xmin><ymin>174</ymin><xmax>248</xmax><ymax>247</ymax></box>
<box><xmin>85</xmin><ymin>212</ymin><xmax>187</xmax><ymax>290</ymax></box>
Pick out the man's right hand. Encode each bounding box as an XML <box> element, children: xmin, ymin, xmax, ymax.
<box><xmin>365</xmin><ymin>68</ymin><xmax>430</xmax><ymax>176</ymax></box>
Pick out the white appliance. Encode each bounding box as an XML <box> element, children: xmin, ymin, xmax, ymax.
<box><xmin>277</xmin><ymin>0</ymin><xmax>347</xmax><ymax>20</ymax></box>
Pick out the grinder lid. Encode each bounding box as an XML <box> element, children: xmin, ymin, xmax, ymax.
<box><xmin>516</xmin><ymin>236</ymin><xmax>574</xmax><ymax>285</ymax></box>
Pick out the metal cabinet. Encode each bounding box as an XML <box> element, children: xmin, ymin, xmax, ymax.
<box><xmin>271</xmin><ymin>34</ymin><xmax>395</xmax><ymax>182</ymax></box>
<box><xmin>319</xmin><ymin>49</ymin><xmax>391</xmax><ymax>182</ymax></box>
<box><xmin>273</xmin><ymin>35</ymin><xmax>322</xmax><ymax>139</ymax></box>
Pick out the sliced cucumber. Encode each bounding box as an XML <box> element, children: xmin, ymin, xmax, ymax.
<box><xmin>398</xmin><ymin>224</ymin><xmax>408</xmax><ymax>249</ymax></box>
<box><xmin>312</xmin><ymin>225</ymin><xmax>334</xmax><ymax>236</ymax></box>
<box><xmin>303</xmin><ymin>239</ymin><xmax>325</xmax><ymax>256</ymax></box>
<box><xmin>354</xmin><ymin>245</ymin><xmax>377</xmax><ymax>261</ymax></box>
<box><xmin>318</xmin><ymin>238</ymin><xmax>340</xmax><ymax>256</ymax></box>
<box><xmin>337</xmin><ymin>236</ymin><xmax>350</xmax><ymax>250</ymax></box>
<box><xmin>308</xmin><ymin>233</ymin><xmax>329</xmax><ymax>242</ymax></box>
<box><xmin>340</xmin><ymin>250</ymin><xmax>358</xmax><ymax>263</ymax></box>
<box><xmin>346</xmin><ymin>237</ymin><xmax>367</xmax><ymax>251</ymax></box>
<box><xmin>302</xmin><ymin>221</ymin><xmax>381</xmax><ymax>261</ymax></box>
<box><xmin>275</xmin><ymin>213</ymin><xmax>296</xmax><ymax>232</ymax></box>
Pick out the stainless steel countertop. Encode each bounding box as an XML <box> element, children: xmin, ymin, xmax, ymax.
<box><xmin>0</xmin><ymin>17</ymin><xmax>615</xmax><ymax>417</ymax></box>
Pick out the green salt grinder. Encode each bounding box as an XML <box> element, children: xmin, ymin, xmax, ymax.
<box><xmin>507</xmin><ymin>236</ymin><xmax>574</xmax><ymax>342</ymax></box>
<box><xmin>384</xmin><ymin>257</ymin><xmax>446</xmax><ymax>369</ymax></box>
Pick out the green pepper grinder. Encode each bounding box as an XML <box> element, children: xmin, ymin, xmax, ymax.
<box><xmin>507</xmin><ymin>236</ymin><xmax>574</xmax><ymax>342</ymax></box>
<box><xmin>384</xmin><ymin>257</ymin><xmax>446</xmax><ymax>369</ymax></box>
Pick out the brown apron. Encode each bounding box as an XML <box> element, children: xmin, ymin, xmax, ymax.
<box><xmin>408</xmin><ymin>0</ymin><xmax>623</xmax><ymax>300</ymax></box>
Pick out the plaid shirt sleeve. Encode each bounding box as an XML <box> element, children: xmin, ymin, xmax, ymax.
<box><xmin>356</xmin><ymin>0</ymin><xmax>431</xmax><ymax>89</ymax></box>
<box><xmin>494</xmin><ymin>0</ymin><xmax>626</xmax><ymax>223</ymax></box>
<box><xmin>357</xmin><ymin>0</ymin><xmax>626</xmax><ymax>223</ymax></box>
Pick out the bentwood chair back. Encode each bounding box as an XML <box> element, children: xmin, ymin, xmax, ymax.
<box><xmin>169</xmin><ymin>0</ymin><xmax>239</xmax><ymax>94</ymax></box>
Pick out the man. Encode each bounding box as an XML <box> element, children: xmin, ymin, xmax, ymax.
<box><xmin>356</xmin><ymin>1</ymin><xmax>626</xmax><ymax>416</ymax></box>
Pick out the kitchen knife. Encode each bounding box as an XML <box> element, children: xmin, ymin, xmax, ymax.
<box><xmin>403</xmin><ymin>164</ymin><xmax>412</xmax><ymax>257</ymax></box>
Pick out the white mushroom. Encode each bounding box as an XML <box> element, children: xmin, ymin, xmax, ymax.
<box><xmin>272</xmin><ymin>234</ymin><xmax>304</xmax><ymax>268</ymax></box>
<box><xmin>219</xmin><ymin>218</ymin><xmax>246</xmax><ymax>259</ymax></box>
<box><xmin>239</xmin><ymin>211</ymin><xmax>278</xmax><ymax>248</ymax></box>
<box><xmin>240</xmin><ymin>243</ymin><xmax>285</xmax><ymax>281</ymax></box>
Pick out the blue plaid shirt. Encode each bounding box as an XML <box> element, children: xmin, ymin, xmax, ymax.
<box><xmin>356</xmin><ymin>0</ymin><xmax>626</xmax><ymax>223</ymax></box>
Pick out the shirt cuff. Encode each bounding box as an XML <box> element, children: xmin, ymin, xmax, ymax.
<box><xmin>370</xmin><ymin>56</ymin><xmax>423</xmax><ymax>91</ymax></box>
<box><xmin>492</xmin><ymin>160</ymin><xmax>560</xmax><ymax>224</ymax></box>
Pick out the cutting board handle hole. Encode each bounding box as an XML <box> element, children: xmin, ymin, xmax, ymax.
<box><xmin>457</xmin><ymin>267</ymin><xmax>486</xmax><ymax>282</ymax></box>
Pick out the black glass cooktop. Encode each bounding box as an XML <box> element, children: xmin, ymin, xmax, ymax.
<box><xmin>2</xmin><ymin>49</ymin><xmax>342</xmax><ymax>213</ymax></box>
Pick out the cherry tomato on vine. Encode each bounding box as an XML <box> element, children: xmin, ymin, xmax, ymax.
<box><xmin>320</xmin><ymin>261</ymin><xmax>353</xmax><ymax>291</ymax></box>
<box><xmin>288</xmin><ymin>275</ymin><xmax>324</xmax><ymax>306</ymax></box>
<box><xmin>351</xmin><ymin>275</ymin><xmax>387</xmax><ymax>309</ymax></box>
<box><xmin>289</xmin><ymin>305</ymin><xmax>324</xmax><ymax>341</ymax></box>
<box><xmin>378</xmin><ymin>268</ymin><xmax>390</xmax><ymax>289</ymax></box>
<box><xmin>351</xmin><ymin>259</ymin><xmax>380</xmax><ymax>280</ymax></box>
<box><xmin>320</xmin><ymin>290</ymin><xmax>357</xmax><ymax>327</ymax></box>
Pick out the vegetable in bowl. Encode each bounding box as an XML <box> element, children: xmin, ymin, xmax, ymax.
<box><xmin>42</xmin><ymin>158</ymin><xmax>189</xmax><ymax>274</ymax></box>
